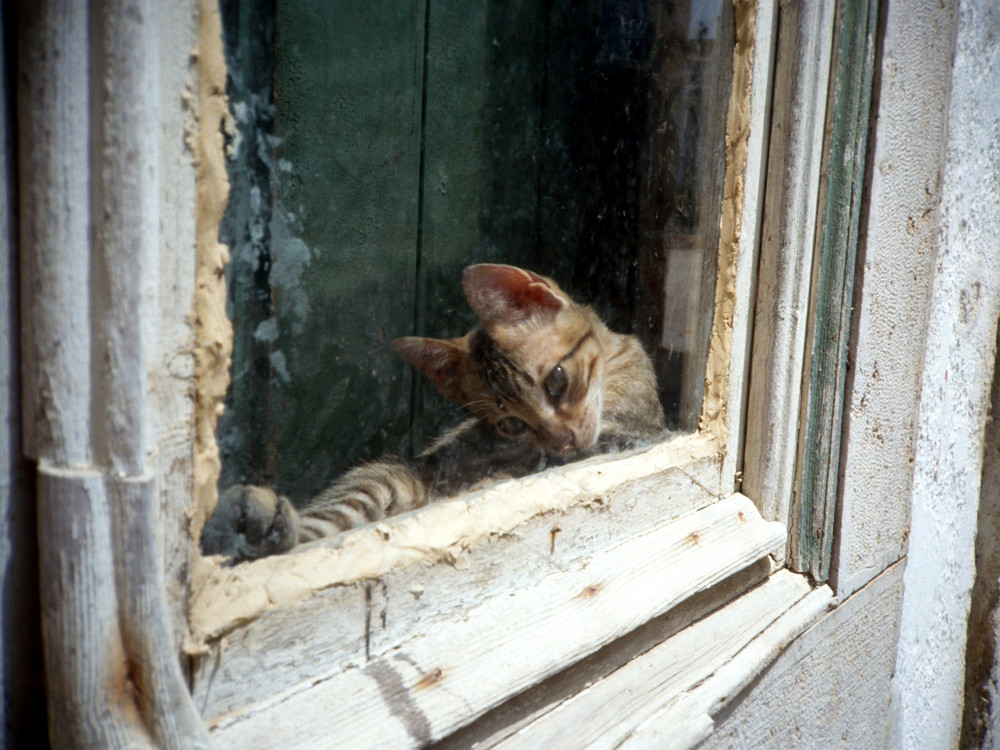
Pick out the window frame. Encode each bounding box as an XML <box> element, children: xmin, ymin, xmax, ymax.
<box><xmin>12</xmin><ymin>0</ymin><xmax>882</xmax><ymax>744</ymax></box>
<box><xmin>185</xmin><ymin>0</ymin><xmax>854</xmax><ymax>745</ymax></box>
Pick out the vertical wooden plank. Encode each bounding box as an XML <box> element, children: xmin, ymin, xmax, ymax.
<box><xmin>153</xmin><ymin>0</ymin><xmax>203</xmax><ymax>647</ymax></box>
<box><xmin>707</xmin><ymin>0</ymin><xmax>778</xmax><ymax>493</ymax></box>
<box><xmin>263</xmin><ymin>0</ymin><xmax>425</xmax><ymax>501</ymax></box>
<box><xmin>37</xmin><ymin>470</ymin><xmax>152</xmax><ymax>749</ymax></box>
<box><xmin>408</xmin><ymin>0</ymin><xmax>492</xmax><ymax>448</ymax></box>
<box><xmin>742</xmin><ymin>1</ymin><xmax>835</xmax><ymax>528</ymax></box>
<box><xmin>794</xmin><ymin>0</ymin><xmax>880</xmax><ymax>581</ymax></box>
<box><xmin>91</xmin><ymin>1</ymin><xmax>213</xmax><ymax>744</ymax></box>
<box><xmin>17</xmin><ymin>0</ymin><xmax>93</xmax><ymax>466</ymax></box>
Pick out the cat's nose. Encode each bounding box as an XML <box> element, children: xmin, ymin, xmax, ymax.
<box><xmin>554</xmin><ymin>432</ymin><xmax>577</xmax><ymax>453</ymax></box>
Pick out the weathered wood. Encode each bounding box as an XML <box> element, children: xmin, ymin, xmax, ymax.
<box><xmin>111</xmin><ymin>476</ymin><xmax>210</xmax><ymax>747</ymax></box>
<box><xmin>192</xmin><ymin>451</ymin><xmax>724</xmax><ymax>720</ymax></box>
<box><xmin>493</xmin><ymin>570</ymin><xmax>814</xmax><ymax>749</ymax></box>
<box><xmin>93</xmin><ymin>1</ymin><xmax>211</xmax><ymax>744</ymax></box>
<box><xmin>91</xmin><ymin>0</ymin><xmax>159</xmax><ymax>475</ymax></box>
<box><xmin>206</xmin><ymin>494</ymin><xmax>784</xmax><ymax>748</ymax></box>
<box><xmin>794</xmin><ymin>0</ymin><xmax>880</xmax><ymax>581</ymax></box>
<box><xmin>705</xmin><ymin>0</ymin><xmax>778</xmax><ymax>492</ymax></box>
<box><xmin>742</xmin><ymin>0</ymin><xmax>835</xmax><ymax>533</ymax></box>
<box><xmin>37</xmin><ymin>467</ymin><xmax>151</xmax><ymax>749</ymax></box>
<box><xmin>190</xmin><ymin>434</ymin><xmax>723</xmax><ymax>642</ymax></box>
<box><xmin>437</xmin><ymin>557</ymin><xmax>775</xmax><ymax>749</ymax></box>
<box><xmin>20</xmin><ymin>1</ymin><xmax>213</xmax><ymax>746</ymax></box>
<box><xmin>618</xmin><ymin>582</ymin><xmax>833</xmax><ymax>749</ymax></box>
<box><xmin>699</xmin><ymin>560</ymin><xmax>902</xmax><ymax>749</ymax></box>
<box><xmin>17</xmin><ymin>0</ymin><xmax>93</xmax><ymax>466</ymax></box>
<box><xmin>151</xmin><ymin>0</ymin><xmax>202</xmax><ymax>655</ymax></box>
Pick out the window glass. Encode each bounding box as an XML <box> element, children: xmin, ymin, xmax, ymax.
<box><xmin>217</xmin><ymin>0</ymin><xmax>733</xmax><ymax>507</ymax></box>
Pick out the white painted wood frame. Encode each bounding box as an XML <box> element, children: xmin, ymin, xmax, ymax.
<box><xmin>742</xmin><ymin>0</ymin><xmax>836</xmax><ymax>534</ymax></box>
<box><xmin>13</xmin><ymin>0</ymin><xmax>846</xmax><ymax>747</ymax></box>
<box><xmin>18</xmin><ymin>0</ymin><xmax>207</xmax><ymax>746</ymax></box>
<box><xmin>186</xmin><ymin>2</ymin><xmax>821</xmax><ymax>748</ymax></box>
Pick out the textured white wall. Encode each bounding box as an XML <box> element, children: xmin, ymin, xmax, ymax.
<box><xmin>833</xmin><ymin>0</ymin><xmax>959</xmax><ymax>599</ymax></box>
<box><xmin>701</xmin><ymin>562</ymin><xmax>904</xmax><ymax>749</ymax></box>
<box><xmin>890</xmin><ymin>1</ymin><xmax>1000</xmax><ymax>747</ymax></box>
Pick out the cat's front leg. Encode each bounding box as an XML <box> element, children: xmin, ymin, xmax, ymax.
<box><xmin>200</xmin><ymin>484</ymin><xmax>301</xmax><ymax>562</ymax></box>
<box><xmin>298</xmin><ymin>458</ymin><xmax>431</xmax><ymax>542</ymax></box>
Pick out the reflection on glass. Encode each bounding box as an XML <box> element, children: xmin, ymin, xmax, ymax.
<box><xmin>214</xmin><ymin>0</ymin><xmax>733</xmax><ymax>521</ymax></box>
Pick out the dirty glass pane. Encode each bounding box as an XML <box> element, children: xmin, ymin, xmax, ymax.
<box><xmin>217</xmin><ymin>0</ymin><xmax>734</xmax><ymax>504</ymax></box>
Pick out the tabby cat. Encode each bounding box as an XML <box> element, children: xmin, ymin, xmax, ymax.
<box><xmin>200</xmin><ymin>264</ymin><xmax>667</xmax><ymax>561</ymax></box>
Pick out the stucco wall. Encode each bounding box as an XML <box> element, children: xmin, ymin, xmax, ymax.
<box><xmin>704</xmin><ymin>0</ymin><xmax>1000</xmax><ymax>746</ymax></box>
<box><xmin>701</xmin><ymin>562</ymin><xmax>904</xmax><ymax>749</ymax></box>
<box><xmin>890</xmin><ymin>0</ymin><xmax>1000</xmax><ymax>746</ymax></box>
<box><xmin>833</xmin><ymin>0</ymin><xmax>958</xmax><ymax>599</ymax></box>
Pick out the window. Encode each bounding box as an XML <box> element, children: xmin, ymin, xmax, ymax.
<box><xmin>216</xmin><ymin>0</ymin><xmax>733</xmax><ymax>502</ymax></box>
<box><xmin>189</xmin><ymin>0</ymin><xmax>847</xmax><ymax>746</ymax></box>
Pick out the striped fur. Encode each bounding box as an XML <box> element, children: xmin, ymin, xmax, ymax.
<box><xmin>201</xmin><ymin>264</ymin><xmax>666</xmax><ymax>561</ymax></box>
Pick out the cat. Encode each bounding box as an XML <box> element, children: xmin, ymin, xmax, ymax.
<box><xmin>200</xmin><ymin>263</ymin><xmax>667</xmax><ymax>562</ymax></box>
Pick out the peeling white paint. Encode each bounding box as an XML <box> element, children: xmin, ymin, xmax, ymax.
<box><xmin>890</xmin><ymin>1</ymin><xmax>1000</xmax><ymax>747</ymax></box>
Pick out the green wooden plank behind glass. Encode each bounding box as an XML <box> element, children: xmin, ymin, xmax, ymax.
<box><xmin>795</xmin><ymin>0</ymin><xmax>879</xmax><ymax>581</ymax></box>
<box><xmin>217</xmin><ymin>0</ymin><xmax>732</xmax><ymax>503</ymax></box>
<box><xmin>407</xmin><ymin>0</ymin><xmax>494</xmax><ymax>451</ymax></box>
<box><xmin>410</xmin><ymin>0</ymin><xmax>554</xmax><ymax>449</ymax></box>
<box><xmin>265</xmin><ymin>1</ymin><xmax>426</xmax><ymax>502</ymax></box>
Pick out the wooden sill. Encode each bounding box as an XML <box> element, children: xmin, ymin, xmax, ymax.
<box><xmin>189</xmin><ymin>432</ymin><xmax>722</xmax><ymax>644</ymax></box>
<box><xmin>485</xmin><ymin>569</ymin><xmax>833</xmax><ymax>749</ymax></box>
<box><xmin>202</xmin><ymin>493</ymin><xmax>787</xmax><ymax>748</ymax></box>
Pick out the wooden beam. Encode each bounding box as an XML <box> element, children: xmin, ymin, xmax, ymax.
<box><xmin>618</xmin><ymin>580</ymin><xmax>833</xmax><ymax>748</ymax></box>
<box><xmin>742</xmin><ymin>0</ymin><xmax>836</xmax><ymax>535</ymax></box>
<box><xmin>19</xmin><ymin>1</ymin><xmax>212</xmax><ymax>746</ymax></box>
<box><xmin>494</xmin><ymin>570</ymin><xmax>829</xmax><ymax>749</ymax></box>
<box><xmin>794</xmin><ymin>0</ymin><xmax>880</xmax><ymax>581</ymax></box>
<box><xmin>207</xmin><ymin>494</ymin><xmax>785</xmax><ymax>748</ymax></box>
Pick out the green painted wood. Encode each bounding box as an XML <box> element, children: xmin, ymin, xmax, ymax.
<box><xmin>266</xmin><ymin>1</ymin><xmax>426</xmax><ymax>501</ymax></box>
<box><xmin>795</xmin><ymin>0</ymin><xmax>880</xmax><ymax>581</ymax></box>
<box><xmin>406</xmin><ymin>0</ymin><xmax>498</xmax><ymax>451</ymax></box>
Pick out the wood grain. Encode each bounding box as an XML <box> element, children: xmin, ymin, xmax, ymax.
<box><xmin>207</xmin><ymin>494</ymin><xmax>784</xmax><ymax>748</ymax></box>
<box><xmin>742</xmin><ymin>0</ymin><xmax>835</xmax><ymax>534</ymax></box>
<box><xmin>496</xmin><ymin>570</ymin><xmax>819</xmax><ymax>750</ymax></box>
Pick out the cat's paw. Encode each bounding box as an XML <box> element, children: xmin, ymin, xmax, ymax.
<box><xmin>200</xmin><ymin>485</ymin><xmax>301</xmax><ymax>562</ymax></box>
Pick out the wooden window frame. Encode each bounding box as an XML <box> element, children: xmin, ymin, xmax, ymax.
<box><xmin>188</xmin><ymin>2</ymin><xmax>843</xmax><ymax>747</ymax></box>
<box><xmin>14</xmin><ymin>0</ymin><xmax>877</xmax><ymax>745</ymax></box>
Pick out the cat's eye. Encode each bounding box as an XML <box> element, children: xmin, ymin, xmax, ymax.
<box><xmin>495</xmin><ymin>416</ymin><xmax>529</xmax><ymax>437</ymax></box>
<box><xmin>544</xmin><ymin>365</ymin><xmax>568</xmax><ymax>403</ymax></box>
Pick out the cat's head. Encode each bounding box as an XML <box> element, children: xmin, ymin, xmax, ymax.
<box><xmin>393</xmin><ymin>264</ymin><xmax>605</xmax><ymax>456</ymax></box>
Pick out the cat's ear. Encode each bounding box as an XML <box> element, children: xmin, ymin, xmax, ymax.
<box><xmin>392</xmin><ymin>336</ymin><xmax>471</xmax><ymax>403</ymax></box>
<box><xmin>462</xmin><ymin>264</ymin><xmax>566</xmax><ymax>327</ymax></box>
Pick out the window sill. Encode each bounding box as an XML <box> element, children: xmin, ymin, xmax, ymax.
<box><xmin>189</xmin><ymin>432</ymin><xmax>722</xmax><ymax>643</ymax></box>
<box><xmin>486</xmin><ymin>570</ymin><xmax>833</xmax><ymax>749</ymax></box>
<box><xmin>198</xmin><ymin>492</ymin><xmax>788</xmax><ymax>748</ymax></box>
